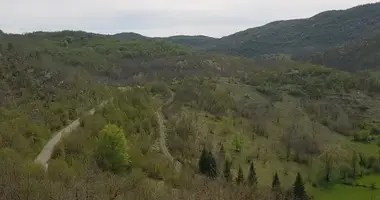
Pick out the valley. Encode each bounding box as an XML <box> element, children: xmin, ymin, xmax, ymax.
<box><xmin>2</xmin><ymin>2</ymin><xmax>380</xmax><ymax>200</ymax></box>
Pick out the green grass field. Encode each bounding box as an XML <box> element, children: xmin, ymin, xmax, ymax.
<box><xmin>312</xmin><ymin>175</ymin><xmax>380</xmax><ymax>199</ymax></box>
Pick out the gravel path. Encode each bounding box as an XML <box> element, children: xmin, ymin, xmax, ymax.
<box><xmin>157</xmin><ymin>91</ymin><xmax>182</xmax><ymax>172</ymax></box>
<box><xmin>34</xmin><ymin>99</ymin><xmax>110</xmax><ymax>170</ymax></box>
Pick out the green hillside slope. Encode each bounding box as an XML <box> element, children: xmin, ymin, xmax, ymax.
<box><xmin>294</xmin><ymin>33</ymin><xmax>380</xmax><ymax>72</ymax></box>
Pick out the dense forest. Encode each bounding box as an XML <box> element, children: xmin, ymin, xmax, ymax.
<box><xmin>3</xmin><ymin>2</ymin><xmax>380</xmax><ymax>200</ymax></box>
<box><xmin>294</xmin><ymin>33</ymin><xmax>380</xmax><ymax>72</ymax></box>
<box><xmin>210</xmin><ymin>2</ymin><xmax>380</xmax><ymax>57</ymax></box>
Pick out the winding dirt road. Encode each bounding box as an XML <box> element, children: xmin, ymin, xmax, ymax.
<box><xmin>36</xmin><ymin>87</ymin><xmax>180</xmax><ymax>172</ymax></box>
<box><xmin>157</xmin><ymin>90</ymin><xmax>182</xmax><ymax>172</ymax></box>
<box><xmin>34</xmin><ymin>100</ymin><xmax>110</xmax><ymax>170</ymax></box>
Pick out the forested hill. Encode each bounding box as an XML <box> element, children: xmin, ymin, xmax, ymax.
<box><xmin>0</xmin><ymin>30</ymin><xmax>260</xmax><ymax>157</ymax></box>
<box><xmin>115</xmin><ymin>2</ymin><xmax>379</xmax><ymax>58</ymax></box>
<box><xmin>294</xmin><ymin>33</ymin><xmax>380</xmax><ymax>72</ymax></box>
<box><xmin>208</xmin><ymin>2</ymin><xmax>380</xmax><ymax>57</ymax></box>
<box><xmin>158</xmin><ymin>35</ymin><xmax>219</xmax><ymax>49</ymax></box>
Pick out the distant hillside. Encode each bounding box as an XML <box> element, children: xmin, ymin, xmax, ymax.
<box><xmin>295</xmin><ymin>33</ymin><xmax>380</xmax><ymax>72</ymax></box>
<box><xmin>173</xmin><ymin>2</ymin><xmax>380</xmax><ymax>58</ymax></box>
<box><xmin>159</xmin><ymin>35</ymin><xmax>218</xmax><ymax>49</ymax></box>
<box><xmin>113</xmin><ymin>32</ymin><xmax>149</xmax><ymax>40</ymax></box>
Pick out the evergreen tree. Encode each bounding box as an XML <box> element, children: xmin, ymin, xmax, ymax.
<box><xmin>218</xmin><ymin>144</ymin><xmax>226</xmax><ymax>175</ymax></box>
<box><xmin>199</xmin><ymin>148</ymin><xmax>208</xmax><ymax>174</ymax></box>
<box><xmin>223</xmin><ymin>159</ymin><xmax>232</xmax><ymax>181</ymax></box>
<box><xmin>272</xmin><ymin>171</ymin><xmax>282</xmax><ymax>200</ymax></box>
<box><xmin>359</xmin><ymin>153</ymin><xmax>366</xmax><ymax>167</ymax></box>
<box><xmin>352</xmin><ymin>152</ymin><xmax>359</xmax><ymax>179</ymax></box>
<box><xmin>293</xmin><ymin>172</ymin><xmax>307</xmax><ymax>200</ymax></box>
<box><xmin>247</xmin><ymin>162</ymin><xmax>257</xmax><ymax>186</ymax></box>
<box><xmin>272</xmin><ymin>171</ymin><xmax>281</xmax><ymax>189</ymax></box>
<box><xmin>236</xmin><ymin>165</ymin><xmax>245</xmax><ymax>185</ymax></box>
<box><xmin>207</xmin><ymin>151</ymin><xmax>217</xmax><ymax>178</ymax></box>
<box><xmin>219</xmin><ymin>144</ymin><xmax>226</xmax><ymax>159</ymax></box>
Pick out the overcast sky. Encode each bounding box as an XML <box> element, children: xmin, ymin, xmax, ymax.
<box><xmin>0</xmin><ymin>0</ymin><xmax>378</xmax><ymax>37</ymax></box>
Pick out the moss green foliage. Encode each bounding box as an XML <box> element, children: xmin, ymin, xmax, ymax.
<box><xmin>296</xmin><ymin>34</ymin><xmax>380</xmax><ymax>72</ymax></box>
<box><xmin>174</xmin><ymin>77</ymin><xmax>235</xmax><ymax>115</ymax></box>
<box><xmin>95</xmin><ymin>124</ymin><xmax>131</xmax><ymax>173</ymax></box>
<box><xmin>232</xmin><ymin>134</ymin><xmax>243</xmax><ymax>153</ymax></box>
<box><xmin>0</xmin><ymin>36</ymin><xmax>110</xmax><ymax>157</ymax></box>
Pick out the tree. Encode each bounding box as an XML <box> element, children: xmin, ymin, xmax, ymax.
<box><xmin>352</xmin><ymin>152</ymin><xmax>359</xmax><ymax>179</ymax></box>
<box><xmin>218</xmin><ymin>144</ymin><xmax>226</xmax><ymax>174</ymax></box>
<box><xmin>199</xmin><ymin>148</ymin><xmax>208</xmax><ymax>174</ymax></box>
<box><xmin>293</xmin><ymin>172</ymin><xmax>307</xmax><ymax>200</ymax></box>
<box><xmin>223</xmin><ymin>159</ymin><xmax>232</xmax><ymax>182</ymax></box>
<box><xmin>247</xmin><ymin>162</ymin><xmax>257</xmax><ymax>186</ymax></box>
<box><xmin>272</xmin><ymin>172</ymin><xmax>282</xmax><ymax>200</ymax></box>
<box><xmin>207</xmin><ymin>151</ymin><xmax>218</xmax><ymax>178</ymax></box>
<box><xmin>236</xmin><ymin>165</ymin><xmax>245</xmax><ymax>185</ymax></box>
<box><xmin>232</xmin><ymin>134</ymin><xmax>243</xmax><ymax>153</ymax></box>
<box><xmin>94</xmin><ymin>124</ymin><xmax>131</xmax><ymax>173</ymax></box>
<box><xmin>272</xmin><ymin>171</ymin><xmax>281</xmax><ymax>189</ymax></box>
<box><xmin>198</xmin><ymin>149</ymin><xmax>217</xmax><ymax>178</ymax></box>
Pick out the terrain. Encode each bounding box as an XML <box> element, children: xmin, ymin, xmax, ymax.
<box><xmin>2</xmin><ymin>2</ymin><xmax>380</xmax><ymax>200</ymax></box>
<box><xmin>112</xmin><ymin>2</ymin><xmax>380</xmax><ymax>59</ymax></box>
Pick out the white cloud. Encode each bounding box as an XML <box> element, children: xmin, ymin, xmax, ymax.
<box><xmin>0</xmin><ymin>0</ymin><xmax>378</xmax><ymax>37</ymax></box>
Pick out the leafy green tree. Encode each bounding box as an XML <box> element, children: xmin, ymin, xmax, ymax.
<box><xmin>247</xmin><ymin>162</ymin><xmax>257</xmax><ymax>186</ymax></box>
<box><xmin>223</xmin><ymin>159</ymin><xmax>232</xmax><ymax>181</ymax></box>
<box><xmin>232</xmin><ymin>134</ymin><xmax>243</xmax><ymax>153</ymax></box>
<box><xmin>293</xmin><ymin>172</ymin><xmax>307</xmax><ymax>200</ymax></box>
<box><xmin>94</xmin><ymin>124</ymin><xmax>131</xmax><ymax>173</ymax></box>
<box><xmin>236</xmin><ymin>165</ymin><xmax>245</xmax><ymax>185</ymax></box>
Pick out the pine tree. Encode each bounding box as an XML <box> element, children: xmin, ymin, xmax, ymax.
<box><xmin>223</xmin><ymin>159</ymin><xmax>232</xmax><ymax>181</ymax></box>
<box><xmin>219</xmin><ymin>144</ymin><xmax>226</xmax><ymax>160</ymax></box>
<box><xmin>207</xmin><ymin>151</ymin><xmax>217</xmax><ymax>178</ymax></box>
<box><xmin>199</xmin><ymin>148</ymin><xmax>208</xmax><ymax>174</ymax></box>
<box><xmin>236</xmin><ymin>165</ymin><xmax>245</xmax><ymax>185</ymax></box>
<box><xmin>352</xmin><ymin>152</ymin><xmax>359</xmax><ymax>179</ymax></box>
<box><xmin>293</xmin><ymin>172</ymin><xmax>307</xmax><ymax>200</ymax></box>
<box><xmin>272</xmin><ymin>172</ymin><xmax>282</xmax><ymax>200</ymax></box>
<box><xmin>272</xmin><ymin>171</ymin><xmax>281</xmax><ymax>189</ymax></box>
<box><xmin>247</xmin><ymin>162</ymin><xmax>257</xmax><ymax>186</ymax></box>
<box><xmin>218</xmin><ymin>144</ymin><xmax>226</xmax><ymax>175</ymax></box>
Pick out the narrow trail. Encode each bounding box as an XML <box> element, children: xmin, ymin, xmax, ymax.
<box><xmin>34</xmin><ymin>99</ymin><xmax>110</xmax><ymax>169</ymax></box>
<box><xmin>36</xmin><ymin>87</ymin><xmax>180</xmax><ymax>172</ymax></box>
<box><xmin>156</xmin><ymin>90</ymin><xmax>182</xmax><ymax>172</ymax></box>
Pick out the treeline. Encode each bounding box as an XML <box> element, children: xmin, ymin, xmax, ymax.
<box><xmin>1</xmin><ymin>31</ymin><xmax>255</xmax><ymax>84</ymax></box>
